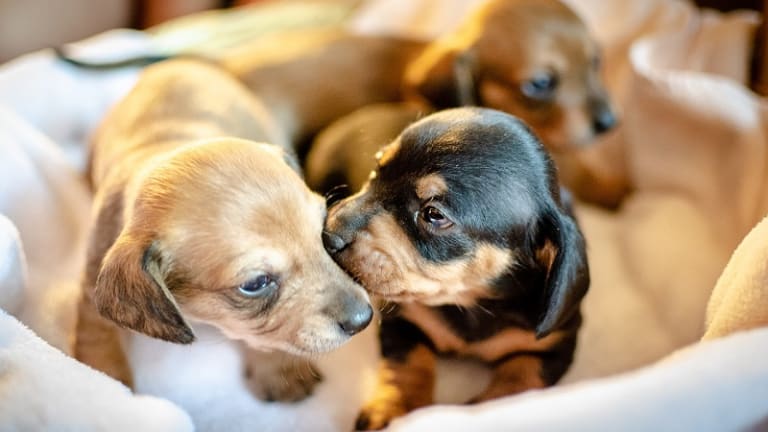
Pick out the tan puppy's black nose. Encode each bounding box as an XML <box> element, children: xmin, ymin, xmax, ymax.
<box><xmin>323</xmin><ymin>231</ymin><xmax>348</xmax><ymax>254</ymax></box>
<box><xmin>338</xmin><ymin>302</ymin><xmax>373</xmax><ymax>336</ymax></box>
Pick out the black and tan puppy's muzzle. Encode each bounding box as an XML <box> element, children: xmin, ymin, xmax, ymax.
<box><xmin>323</xmin><ymin>193</ymin><xmax>373</xmax><ymax>255</ymax></box>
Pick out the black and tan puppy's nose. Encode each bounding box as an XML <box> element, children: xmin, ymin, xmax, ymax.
<box><xmin>322</xmin><ymin>231</ymin><xmax>348</xmax><ymax>254</ymax></box>
<box><xmin>338</xmin><ymin>303</ymin><xmax>373</xmax><ymax>336</ymax></box>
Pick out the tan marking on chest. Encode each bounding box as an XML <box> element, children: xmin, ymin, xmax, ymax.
<box><xmin>400</xmin><ymin>303</ymin><xmax>564</xmax><ymax>362</ymax></box>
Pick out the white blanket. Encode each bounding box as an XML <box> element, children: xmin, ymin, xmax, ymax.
<box><xmin>0</xmin><ymin>0</ymin><xmax>767</xmax><ymax>431</ymax></box>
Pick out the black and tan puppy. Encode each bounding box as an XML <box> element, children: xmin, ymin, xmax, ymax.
<box><xmin>76</xmin><ymin>59</ymin><xmax>372</xmax><ymax>401</ymax></box>
<box><xmin>322</xmin><ymin>107</ymin><xmax>589</xmax><ymax>429</ymax></box>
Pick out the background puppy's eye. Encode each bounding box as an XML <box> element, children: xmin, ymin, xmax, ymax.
<box><xmin>420</xmin><ymin>206</ymin><xmax>453</xmax><ymax>230</ymax></box>
<box><xmin>238</xmin><ymin>274</ymin><xmax>278</xmax><ymax>297</ymax></box>
<box><xmin>521</xmin><ymin>72</ymin><xmax>558</xmax><ymax>101</ymax></box>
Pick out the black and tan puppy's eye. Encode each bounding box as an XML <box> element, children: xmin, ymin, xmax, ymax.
<box><xmin>420</xmin><ymin>205</ymin><xmax>454</xmax><ymax>229</ymax></box>
<box><xmin>521</xmin><ymin>72</ymin><xmax>558</xmax><ymax>101</ymax></box>
<box><xmin>238</xmin><ymin>274</ymin><xmax>278</xmax><ymax>297</ymax></box>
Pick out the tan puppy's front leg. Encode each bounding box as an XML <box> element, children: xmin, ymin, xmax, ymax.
<box><xmin>243</xmin><ymin>349</ymin><xmax>323</xmax><ymax>402</ymax></box>
<box><xmin>356</xmin><ymin>344</ymin><xmax>436</xmax><ymax>430</ymax></box>
<box><xmin>74</xmin><ymin>290</ymin><xmax>133</xmax><ymax>387</ymax></box>
<box><xmin>469</xmin><ymin>355</ymin><xmax>546</xmax><ymax>403</ymax></box>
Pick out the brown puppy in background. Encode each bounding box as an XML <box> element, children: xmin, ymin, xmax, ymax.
<box><xmin>57</xmin><ymin>0</ymin><xmax>621</xmax><ymax>204</ymax></box>
<box><xmin>75</xmin><ymin>59</ymin><xmax>372</xmax><ymax>401</ymax></box>
<box><xmin>323</xmin><ymin>108</ymin><xmax>590</xmax><ymax>429</ymax></box>
<box><xmin>222</xmin><ymin>0</ymin><xmax>616</xmax><ymax>155</ymax></box>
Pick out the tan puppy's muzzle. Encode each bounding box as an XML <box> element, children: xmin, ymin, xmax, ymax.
<box><xmin>326</xmin><ymin>288</ymin><xmax>373</xmax><ymax>336</ymax></box>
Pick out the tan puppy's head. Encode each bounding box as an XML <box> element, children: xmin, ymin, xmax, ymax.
<box><xmin>404</xmin><ymin>0</ymin><xmax>616</xmax><ymax>150</ymax></box>
<box><xmin>94</xmin><ymin>138</ymin><xmax>372</xmax><ymax>355</ymax></box>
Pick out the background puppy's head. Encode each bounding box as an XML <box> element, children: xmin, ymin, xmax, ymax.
<box><xmin>324</xmin><ymin>108</ymin><xmax>588</xmax><ymax>337</ymax></box>
<box><xmin>94</xmin><ymin>139</ymin><xmax>371</xmax><ymax>354</ymax></box>
<box><xmin>404</xmin><ymin>0</ymin><xmax>616</xmax><ymax>151</ymax></box>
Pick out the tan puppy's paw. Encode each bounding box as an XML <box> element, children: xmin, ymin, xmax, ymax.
<box><xmin>355</xmin><ymin>399</ymin><xmax>407</xmax><ymax>431</ymax></box>
<box><xmin>243</xmin><ymin>350</ymin><xmax>323</xmax><ymax>402</ymax></box>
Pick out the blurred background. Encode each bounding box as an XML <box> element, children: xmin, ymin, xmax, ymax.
<box><xmin>0</xmin><ymin>0</ymin><xmax>763</xmax><ymax>63</ymax></box>
<box><xmin>0</xmin><ymin>0</ymin><xmax>275</xmax><ymax>63</ymax></box>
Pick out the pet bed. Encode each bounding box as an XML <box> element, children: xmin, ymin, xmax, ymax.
<box><xmin>0</xmin><ymin>0</ymin><xmax>767</xmax><ymax>430</ymax></box>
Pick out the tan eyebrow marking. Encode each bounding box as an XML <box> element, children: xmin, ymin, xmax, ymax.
<box><xmin>415</xmin><ymin>173</ymin><xmax>448</xmax><ymax>200</ymax></box>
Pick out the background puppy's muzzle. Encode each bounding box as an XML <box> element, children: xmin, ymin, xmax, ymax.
<box><xmin>590</xmin><ymin>99</ymin><xmax>618</xmax><ymax>134</ymax></box>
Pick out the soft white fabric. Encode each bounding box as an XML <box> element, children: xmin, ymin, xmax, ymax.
<box><xmin>0</xmin><ymin>103</ymin><xmax>91</xmax><ymax>351</ymax></box>
<box><xmin>0</xmin><ymin>310</ymin><xmax>194</xmax><ymax>432</ymax></box>
<box><xmin>0</xmin><ymin>215</ymin><xmax>25</xmax><ymax>315</ymax></box>
<box><xmin>386</xmin><ymin>327</ymin><xmax>768</xmax><ymax>432</ymax></box>
<box><xmin>0</xmin><ymin>1</ymin><xmax>767</xmax><ymax>431</ymax></box>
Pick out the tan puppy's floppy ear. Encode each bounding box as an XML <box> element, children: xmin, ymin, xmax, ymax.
<box><xmin>94</xmin><ymin>233</ymin><xmax>194</xmax><ymax>344</ymax></box>
<box><xmin>534</xmin><ymin>207</ymin><xmax>590</xmax><ymax>338</ymax></box>
<box><xmin>405</xmin><ymin>45</ymin><xmax>478</xmax><ymax>108</ymax></box>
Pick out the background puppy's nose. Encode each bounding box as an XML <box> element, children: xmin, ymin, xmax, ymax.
<box><xmin>592</xmin><ymin>108</ymin><xmax>617</xmax><ymax>134</ymax></box>
<box><xmin>323</xmin><ymin>231</ymin><xmax>348</xmax><ymax>254</ymax></box>
<box><xmin>338</xmin><ymin>302</ymin><xmax>373</xmax><ymax>336</ymax></box>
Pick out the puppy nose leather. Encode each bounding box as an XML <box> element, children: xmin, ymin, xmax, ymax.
<box><xmin>338</xmin><ymin>303</ymin><xmax>373</xmax><ymax>336</ymax></box>
<box><xmin>592</xmin><ymin>108</ymin><xmax>617</xmax><ymax>134</ymax></box>
<box><xmin>323</xmin><ymin>231</ymin><xmax>348</xmax><ymax>254</ymax></box>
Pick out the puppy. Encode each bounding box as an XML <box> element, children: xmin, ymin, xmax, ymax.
<box><xmin>305</xmin><ymin>103</ymin><xmax>423</xmax><ymax>195</ymax></box>
<box><xmin>75</xmin><ymin>59</ymin><xmax>372</xmax><ymax>401</ymax></box>
<box><xmin>57</xmin><ymin>0</ymin><xmax>620</xmax><ymax>204</ymax></box>
<box><xmin>222</xmin><ymin>0</ymin><xmax>615</xmax><ymax>156</ymax></box>
<box><xmin>322</xmin><ymin>107</ymin><xmax>589</xmax><ymax>429</ymax></box>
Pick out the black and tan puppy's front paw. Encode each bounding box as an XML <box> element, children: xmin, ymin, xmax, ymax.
<box><xmin>355</xmin><ymin>398</ymin><xmax>407</xmax><ymax>431</ymax></box>
<box><xmin>243</xmin><ymin>350</ymin><xmax>323</xmax><ymax>402</ymax></box>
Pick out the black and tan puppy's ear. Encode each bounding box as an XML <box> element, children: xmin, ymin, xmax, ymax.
<box><xmin>404</xmin><ymin>44</ymin><xmax>478</xmax><ymax>108</ymax></box>
<box><xmin>93</xmin><ymin>232</ymin><xmax>194</xmax><ymax>344</ymax></box>
<box><xmin>534</xmin><ymin>206</ymin><xmax>590</xmax><ymax>338</ymax></box>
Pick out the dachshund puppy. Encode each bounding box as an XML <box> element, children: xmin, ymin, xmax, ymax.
<box><xmin>305</xmin><ymin>103</ymin><xmax>423</xmax><ymax>195</ymax></box>
<box><xmin>222</xmin><ymin>0</ymin><xmax>615</xmax><ymax>156</ymax></box>
<box><xmin>58</xmin><ymin>0</ymin><xmax>620</xmax><ymax>203</ymax></box>
<box><xmin>76</xmin><ymin>59</ymin><xmax>372</xmax><ymax>401</ymax></box>
<box><xmin>322</xmin><ymin>108</ymin><xmax>589</xmax><ymax>429</ymax></box>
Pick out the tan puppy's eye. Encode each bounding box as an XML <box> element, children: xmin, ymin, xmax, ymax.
<box><xmin>420</xmin><ymin>205</ymin><xmax>454</xmax><ymax>230</ymax></box>
<box><xmin>521</xmin><ymin>72</ymin><xmax>558</xmax><ymax>101</ymax></box>
<box><xmin>238</xmin><ymin>274</ymin><xmax>278</xmax><ymax>297</ymax></box>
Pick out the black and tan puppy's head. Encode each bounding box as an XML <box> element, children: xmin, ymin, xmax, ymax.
<box><xmin>93</xmin><ymin>138</ymin><xmax>372</xmax><ymax>354</ymax></box>
<box><xmin>323</xmin><ymin>108</ymin><xmax>588</xmax><ymax>337</ymax></box>
<box><xmin>405</xmin><ymin>0</ymin><xmax>616</xmax><ymax>151</ymax></box>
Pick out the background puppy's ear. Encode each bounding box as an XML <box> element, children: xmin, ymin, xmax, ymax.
<box><xmin>93</xmin><ymin>233</ymin><xmax>194</xmax><ymax>344</ymax></box>
<box><xmin>405</xmin><ymin>45</ymin><xmax>477</xmax><ymax>108</ymax></box>
<box><xmin>534</xmin><ymin>207</ymin><xmax>590</xmax><ymax>338</ymax></box>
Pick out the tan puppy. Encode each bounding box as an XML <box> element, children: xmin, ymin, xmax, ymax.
<box><xmin>75</xmin><ymin>59</ymin><xmax>372</xmax><ymax>400</ymax></box>
<box><xmin>222</xmin><ymin>0</ymin><xmax>615</xmax><ymax>155</ymax></box>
